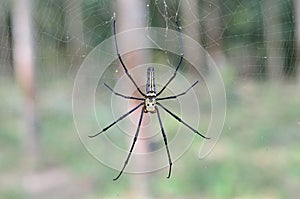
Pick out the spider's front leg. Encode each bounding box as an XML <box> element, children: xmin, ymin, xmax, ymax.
<box><xmin>88</xmin><ymin>102</ymin><xmax>144</xmax><ymax>138</ymax></box>
<box><xmin>157</xmin><ymin>102</ymin><xmax>210</xmax><ymax>139</ymax></box>
<box><xmin>113</xmin><ymin>107</ymin><xmax>145</xmax><ymax>181</ymax></box>
<box><xmin>155</xmin><ymin>106</ymin><xmax>172</xmax><ymax>178</ymax></box>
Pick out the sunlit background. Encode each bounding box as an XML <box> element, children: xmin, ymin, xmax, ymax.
<box><xmin>0</xmin><ymin>0</ymin><xmax>300</xmax><ymax>198</ymax></box>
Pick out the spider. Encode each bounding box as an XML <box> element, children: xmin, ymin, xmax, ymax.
<box><xmin>89</xmin><ymin>17</ymin><xmax>210</xmax><ymax>181</ymax></box>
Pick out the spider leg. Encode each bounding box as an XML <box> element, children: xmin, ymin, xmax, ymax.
<box><xmin>155</xmin><ymin>107</ymin><xmax>172</xmax><ymax>178</ymax></box>
<box><xmin>157</xmin><ymin>20</ymin><xmax>184</xmax><ymax>97</ymax></box>
<box><xmin>88</xmin><ymin>102</ymin><xmax>144</xmax><ymax>138</ymax></box>
<box><xmin>104</xmin><ymin>83</ymin><xmax>144</xmax><ymax>101</ymax></box>
<box><xmin>157</xmin><ymin>102</ymin><xmax>210</xmax><ymax>139</ymax></box>
<box><xmin>157</xmin><ymin>80</ymin><xmax>199</xmax><ymax>101</ymax></box>
<box><xmin>113</xmin><ymin>18</ymin><xmax>146</xmax><ymax>97</ymax></box>
<box><xmin>113</xmin><ymin>107</ymin><xmax>145</xmax><ymax>181</ymax></box>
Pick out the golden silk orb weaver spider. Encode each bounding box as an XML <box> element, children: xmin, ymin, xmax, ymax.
<box><xmin>89</xmin><ymin>17</ymin><xmax>210</xmax><ymax>181</ymax></box>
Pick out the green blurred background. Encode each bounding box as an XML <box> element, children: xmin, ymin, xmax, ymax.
<box><xmin>0</xmin><ymin>0</ymin><xmax>300</xmax><ymax>198</ymax></box>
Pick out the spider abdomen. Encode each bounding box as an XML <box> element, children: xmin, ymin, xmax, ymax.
<box><xmin>145</xmin><ymin>66</ymin><xmax>157</xmax><ymax>113</ymax></box>
<box><xmin>146</xmin><ymin>66</ymin><xmax>156</xmax><ymax>94</ymax></box>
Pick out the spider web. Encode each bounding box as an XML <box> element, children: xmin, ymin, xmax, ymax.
<box><xmin>1</xmin><ymin>0</ymin><xmax>299</xmax><ymax>198</ymax></box>
<box><xmin>0</xmin><ymin>0</ymin><xmax>296</xmax><ymax>80</ymax></box>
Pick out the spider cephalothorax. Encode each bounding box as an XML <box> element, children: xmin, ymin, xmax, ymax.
<box><xmin>144</xmin><ymin>97</ymin><xmax>156</xmax><ymax>113</ymax></box>
<box><xmin>89</xmin><ymin>16</ymin><xmax>210</xmax><ymax>181</ymax></box>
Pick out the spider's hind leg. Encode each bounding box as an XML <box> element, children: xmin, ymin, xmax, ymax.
<box><xmin>156</xmin><ymin>20</ymin><xmax>184</xmax><ymax>97</ymax></box>
<box><xmin>113</xmin><ymin>18</ymin><xmax>146</xmax><ymax>97</ymax></box>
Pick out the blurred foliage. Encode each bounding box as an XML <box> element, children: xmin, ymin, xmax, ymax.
<box><xmin>1</xmin><ymin>0</ymin><xmax>296</xmax><ymax>80</ymax></box>
<box><xmin>1</xmin><ymin>77</ymin><xmax>299</xmax><ymax>198</ymax></box>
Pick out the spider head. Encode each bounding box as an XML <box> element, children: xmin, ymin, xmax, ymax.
<box><xmin>144</xmin><ymin>97</ymin><xmax>156</xmax><ymax>113</ymax></box>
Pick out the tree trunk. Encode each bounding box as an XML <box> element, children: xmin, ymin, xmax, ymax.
<box><xmin>263</xmin><ymin>0</ymin><xmax>283</xmax><ymax>81</ymax></box>
<box><xmin>181</xmin><ymin>0</ymin><xmax>206</xmax><ymax>72</ymax></box>
<box><xmin>65</xmin><ymin>0</ymin><xmax>86</xmax><ymax>73</ymax></box>
<box><xmin>294</xmin><ymin>0</ymin><xmax>300</xmax><ymax>84</ymax></box>
<box><xmin>0</xmin><ymin>1</ymin><xmax>12</xmax><ymax>76</ymax></box>
<box><xmin>203</xmin><ymin>0</ymin><xmax>226</xmax><ymax>69</ymax></box>
<box><xmin>12</xmin><ymin>0</ymin><xmax>39</xmax><ymax>170</ymax></box>
<box><xmin>116</xmin><ymin>0</ymin><xmax>151</xmax><ymax>197</ymax></box>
